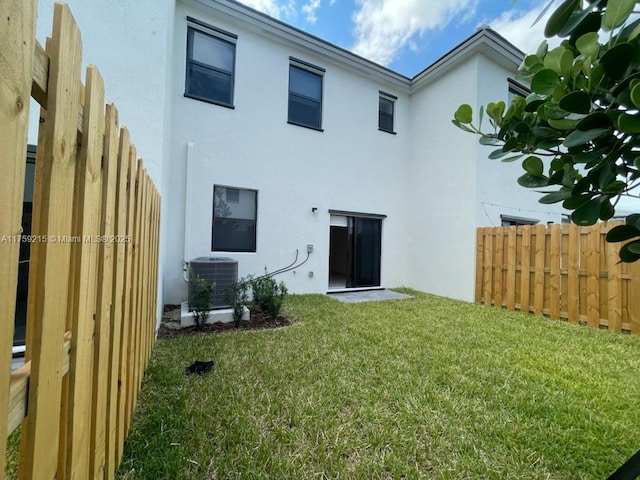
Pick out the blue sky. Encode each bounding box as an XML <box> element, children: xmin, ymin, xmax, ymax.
<box><xmin>237</xmin><ymin>0</ymin><xmax>555</xmax><ymax>77</ymax></box>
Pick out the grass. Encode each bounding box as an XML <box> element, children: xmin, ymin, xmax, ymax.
<box><xmin>116</xmin><ymin>290</ymin><xmax>640</xmax><ymax>479</ymax></box>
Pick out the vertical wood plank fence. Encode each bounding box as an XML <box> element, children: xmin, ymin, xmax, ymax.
<box><xmin>476</xmin><ymin>223</ymin><xmax>640</xmax><ymax>335</ymax></box>
<box><xmin>1</xmin><ymin>1</ymin><xmax>161</xmax><ymax>478</ymax></box>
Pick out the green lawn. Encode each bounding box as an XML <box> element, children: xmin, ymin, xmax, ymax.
<box><xmin>117</xmin><ymin>290</ymin><xmax>640</xmax><ymax>479</ymax></box>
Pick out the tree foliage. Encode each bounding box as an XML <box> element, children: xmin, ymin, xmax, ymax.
<box><xmin>453</xmin><ymin>0</ymin><xmax>640</xmax><ymax>261</ymax></box>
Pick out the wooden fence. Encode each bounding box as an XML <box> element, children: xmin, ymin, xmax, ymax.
<box><xmin>1</xmin><ymin>2</ymin><xmax>160</xmax><ymax>478</ymax></box>
<box><xmin>476</xmin><ymin>223</ymin><xmax>640</xmax><ymax>334</ymax></box>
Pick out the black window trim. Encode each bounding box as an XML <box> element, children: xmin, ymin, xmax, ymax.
<box><xmin>212</xmin><ymin>185</ymin><xmax>258</xmax><ymax>253</ymax></box>
<box><xmin>378</xmin><ymin>91</ymin><xmax>396</xmax><ymax>134</ymax></box>
<box><xmin>288</xmin><ymin>58</ymin><xmax>325</xmax><ymax>131</ymax></box>
<box><xmin>508</xmin><ymin>78</ymin><xmax>530</xmax><ymax>97</ymax></box>
<box><xmin>184</xmin><ymin>20</ymin><xmax>237</xmax><ymax>109</ymax></box>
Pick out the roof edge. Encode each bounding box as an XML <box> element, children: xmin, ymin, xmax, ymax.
<box><xmin>186</xmin><ymin>1</ymin><xmax>526</xmax><ymax>93</ymax></box>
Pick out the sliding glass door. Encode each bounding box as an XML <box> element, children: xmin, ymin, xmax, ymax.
<box><xmin>329</xmin><ymin>214</ymin><xmax>382</xmax><ymax>289</ymax></box>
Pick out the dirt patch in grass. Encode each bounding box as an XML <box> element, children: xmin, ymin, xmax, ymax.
<box><xmin>157</xmin><ymin>305</ymin><xmax>291</xmax><ymax>339</ymax></box>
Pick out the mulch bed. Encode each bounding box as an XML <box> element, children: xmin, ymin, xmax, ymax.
<box><xmin>157</xmin><ymin>306</ymin><xmax>291</xmax><ymax>339</ymax></box>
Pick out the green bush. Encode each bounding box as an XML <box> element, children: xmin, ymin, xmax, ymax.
<box><xmin>251</xmin><ymin>274</ymin><xmax>288</xmax><ymax>321</ymax></box>
<box><xmin>229</xmin><ymin>277</ymin><xmax>251</xmax><ymax>327</ymax></box>
<box><xmin>189</xmin><ymin>268</ymin><xmax>214</xmax><ymax>330</ymax></box>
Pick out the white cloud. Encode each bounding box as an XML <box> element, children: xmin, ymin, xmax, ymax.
<box><xmin>302</xmin><ymin>0</ymin><xmax>321</xmax><ymax>24</ymax></box>
<box><xmin>237</xmin><ymin>0</ymin><xmax>296</xmax><ymax>20</ymax></box>
<box><xmin>484</xmin><ymin>2</ymin><xmax>560</xmax><ymax>55</ymax></box>
<box><xmin>351</xmin><ymin>0</ymin><xmax>479</xmax><ymax>66</ymax></box>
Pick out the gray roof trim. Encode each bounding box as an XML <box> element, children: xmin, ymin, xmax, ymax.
<box><xmin>188</xmin><ymin>0</ymin><xmax>525</xmax><ymax>93</ymax></box>
<box><xmin>410</xmin><ymin>28</ymin><xmax>525</xmax><ymax>92</ymax></box>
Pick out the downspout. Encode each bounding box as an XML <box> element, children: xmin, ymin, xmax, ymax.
<box><xmin>183</xmin><ymin>141</ymin><xmax>195</xmax><ymax>282</ymax></box>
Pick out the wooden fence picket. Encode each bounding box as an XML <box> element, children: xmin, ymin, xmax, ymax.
<box><xmin>0</xmin><ymin>1</ymin><xmax>37</xmax><ymax>474</ymax></box>
<box><xmin>476</xmin><ymin>222</ymin><xmax>640</xmax><ymax>335</ymax></box>
<box><xmin>2</xmin><ymin>1</ymin><xmax>160</xmax><ymax>477</ymax></box>
<box><xmin>20</xmin><ymin>5</ymin><xmax>83</xmax><ymax>477</ymax></box>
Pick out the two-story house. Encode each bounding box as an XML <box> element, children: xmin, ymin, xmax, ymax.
<box><xmin>27</xmin><ymin>0</ymin><xmax>567</xmax><ymax>315</ymax></box>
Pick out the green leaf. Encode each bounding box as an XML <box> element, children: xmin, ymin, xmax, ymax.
<box><xmin>525</xmin><ymin>94</ymin><xmax>547</xmax><ymax>112</ymax></box>
<box><xmin>523</xmin><ymin>156</ymin><xmax>544</xmax><ymax>176</ymax></box>
<box><xmin>488</xmin><ymin>148</ymin><xmax>511</xmax><ymax>160</ymax></box>
<box><xmin>531</xmin><ymin>68</ymin><xmax>561</xmax><ymax>95</ymax></box>
<box><xmin>603</xmin><ymin>0</ymin><xmax>636</xmax><ymax>31</ymax></box>
<box><xmin>548</xmin><ymin>117</ymin><xmax>581</xmax><ymax>130</ymax></box>
<box><xmin>564</xmin><ymin>194</ymin><xmax>592</xmax><ymax>210</ymax></box>
<box><xmin>518</xmin><ymin>173</ymin><xmax>549</xmax><ymax>188</ymax></box>
<box><xmin>617</xmin><ymin>113</ymin><xmax>640</xmax><ymax>134</ymax></box>
<box><xmin>454</xmin><ymin>104</ymin><xmax>473</xmax><ymax>124</ymax></box>
<box><xmin>538</xmin><ymin>189</ymin><xmax>574</xmax><ymax>204</ymax></box>
<box><xmin>487</xmin><ymin>101</ymin><xmax>506</xmax><ymax>125</ymax></box>
<box><xmin>534</xmin><ymin>0</ymin><xmax>557</xmax><ymax>28</ymax></box>
<box><xmin>545</xmin><ymin>0</ymin><xmax>580</xmax><ymax>37</ymax></box>
<box><xmin>536</xmin><ymin>39</ymin><xmax>549</xmax><ymax>58</ymax></box>
<box><xmin>479</xmin><ymin>135</ymin><xmax>500</xmax><ymax>146</ymax></box>
<box><xmin>563</xmin><ymin>128</ymin><xmax>610</xmax><ymax>147</ymax></box>
<box><xmin>559</xmin><ymin>91</ymin><xmax>591</xmax><ymax>114</ymax></box>
<box><xmin>630</xmin><ymin>83</ymin><xmax>640</xmax><ymax>109</ymax></box>
<box><xmin>601</xmin><ymin>43</ymin><xmax>635</xmax><ymax>80</ymax></box>
<box><xmin>629</xmin><ymin>20</ymin><xmax>640</xmax><ymax>40</ymax></box>
<box><xmin>576</xmin><ymin>112</ymin><xmax>613</xmax><ymax>131</ymax></box>
<box><xmin>501</xmin><ymin>154</ymin><xmax>525</xmax><ymax>163</ymax></box>
<box><xmin>575</xmin><ymin>32</ymin><xmax>600</xmax><ymax>58</ymax></box>
<box><xmin>606</xmin><ymin>224</ymin><xmax>640</xmax><ymax>242</ymax></box>
<box><xmin>571</xmin><ymin>197</ymin><xmax>602</xmax><ymax>225</ymax></box>
<box><xmin>452</xmin><ymin>120</ymin><xmax>475</xmax><ymax>133</ymax></box>
<box><xmin>544</xmin><ymin>46</ymin><xmax>574</xmax><ymax>76</ymax></box>
<box><xmin>619</xmin><ymin>241</ymin><xmax>640</xmax><ymax>262</ymax></box>
<box><xmin>600</xmin><ymin>198</ymin><xmax>615</xmax><ymax>221</ymax></box>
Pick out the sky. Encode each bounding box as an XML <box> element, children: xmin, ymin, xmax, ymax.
<box><xmin>235</xmin><ymin>0</ymin><xmax>557</xmax><ymax>77</ymax></box>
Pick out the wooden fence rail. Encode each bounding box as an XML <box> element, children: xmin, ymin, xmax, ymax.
<box><xmin>1</xmin><ymin>2</ymin><xmax>160</xmax><ymax>478</ymax></box>
<box><xmin>476</xmin><ymin>223</ymin><xmax>640</xmax><ymax>334</ymax></box>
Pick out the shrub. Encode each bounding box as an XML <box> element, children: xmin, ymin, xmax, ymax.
<box><xmin>250</xmin><ymin>274</ymin><xmax>288</xmax><ymax>321</ymax></box>
<box><xmin>229</xmin><ymin>277</ymin><xmax>251</xmax><ymax>327</ymax></box>
<box><xmin>189</xmin><ymin>268</ymin><xmax>214</xmax><ymax>330</ymax></box>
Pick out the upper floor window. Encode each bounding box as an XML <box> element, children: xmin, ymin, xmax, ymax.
<box><xmin>213</xmin><ymin>185</ymin><xmax>257</xmax><ymax>252</ymax></box>
<box><xmin>185</xmin><ymin>18</ymin><xmax>237</xmax><ymax>107</ymax></box>
<box><xmin>507</xmin><ymin>78</ymin><xmax>529</xmax><ymax>105</ymax></box>
<box><xmin>288</xmin><ymin>58</ymin><xmax>324</xmax><ymax>130</ymax></box>
<box><xmin>378</xmin><ymin>91</ymin><xmax>396</xmax><ymax>134</ymax></box>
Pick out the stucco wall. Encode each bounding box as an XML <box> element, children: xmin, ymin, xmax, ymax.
<box><xmin>28</xmin><ymin>0</ymin><xmax>175</xmax><ymax>324</ymax></box>
<box><xmin>474</xmin><ymin>56</ymin><xmax>566</xmax><ymax>227</ymax></box>
<box><xmin>406</xmin><ymin>57</ymin><xmax>480</xmax><ymax>302</ymax></box>
<box><xmin>163</xmin><ymin>0</ymin><xmax>411</xmax><ymax>303</ymax></box>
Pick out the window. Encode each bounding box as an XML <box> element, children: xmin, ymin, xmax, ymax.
<box><xmin>213</xmin><ymin>186</ymin><xmax>257</xmax><ymax>252</ymax></box>
<box><xmin>500</xmin><ymin>215</ymin><xmax>539</xmax><ymax>227</ymax></box>
<box><xmin>288</xmin><ymin>59</ymin><xmax>324</xmax><ymax>130</ymax></box>
<box><xmin>507</xmin><ymin>78</ymin><xmax>529</xmax><ymax>105</ymax></box>
<box><xmin>378</xmin><ymin>91</ymin><xmax>396</xmax><ymax>133</ymax></box>
<box><xmin>185</xmin><ymin>19</ymin><xmax>236</xmax><ymax>107</ymax></box>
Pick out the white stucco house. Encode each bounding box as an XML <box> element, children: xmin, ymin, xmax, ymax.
<box><xmin>26</xmin><ymin>0</ymin><xmax>569</xmax><ymax>319</ymax></box>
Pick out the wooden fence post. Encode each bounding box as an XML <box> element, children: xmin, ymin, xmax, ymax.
<box><xmin>19</xmin><ymin>4</ymin><xmax>83</xmax><ymax>478</ymax></box>
<box><xmin>505</xmin><ymin>227</ymin><xmax>517</xmax><ymax>311</ymax></box>
<box><xmin>0</xmin><ymin>1</ymin><xmax>36</xmax><ymax>474</ymax></box>
<box><xmin>566</xmin><ymin>223</ymin><xmax>580</xmax><ymax>324</ymax></box>
<box><xmin>105</xmin><ymin>124</ymin><xmax>130</xmax><ymax>478</ymax></box>
<box><xmin>59</xmin><ymin>65</ymin><xmax>105</xmax><ymax>480</ymax></box>
<box><xmin>493</xmin><ymin>228</ymin><xmax>504</xmax><ymax>309</ymax></box>
<box><xmin>586</xmin><ymin>225</ymin><xmax>601</xmax><ymax>328</ymax></box>
<box><xmin>548</xmin><ymin>224</ymin><xmax>561</xmax><ymax>319</ymax></box>
<box><xmin>605</xmin><ymin>223</ymin><xmax>623</xmax><ymax>332</ymax></box>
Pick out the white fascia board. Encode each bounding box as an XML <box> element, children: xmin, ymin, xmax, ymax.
<box><xmin>410</xmin><ymin>29</ymin><xmax>525</xmax><ymax>93</ymax></box>
<box><xmin>188</xmin><ymin>0</ymin><xmax>412</xmax><ymax>91</ymax></box>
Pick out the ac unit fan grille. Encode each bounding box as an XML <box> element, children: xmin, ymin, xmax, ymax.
<box><xmin>189</xmin><ymin>257</ymin><xmax>238</xmax><ymax>309</ymax></box>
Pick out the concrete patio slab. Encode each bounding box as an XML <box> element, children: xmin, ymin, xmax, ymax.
<box><xmin>327</xmin><ymin>289</ymin><xmax>412</xmax><ymax>303</ymax></box>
